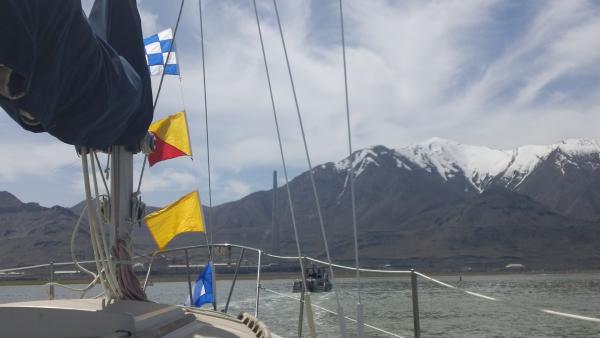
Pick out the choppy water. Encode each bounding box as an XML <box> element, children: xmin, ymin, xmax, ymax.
<box><xmin>1</xmin><ymin>273</ymin><xmax>600</xmax><ymax>337</ymax></box>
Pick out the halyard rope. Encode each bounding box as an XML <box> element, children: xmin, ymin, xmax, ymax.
<box><xmin>81</xmin><ymin>149</ymin><xmax>121</xmax><ymax>298</ymax></box>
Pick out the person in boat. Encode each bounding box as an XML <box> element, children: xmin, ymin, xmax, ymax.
<box><xmin>0</xmin><ymin>0</ymin><xmax>152</xmax><ymax>150</ymax></box>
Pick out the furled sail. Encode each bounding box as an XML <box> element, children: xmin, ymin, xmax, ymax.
<box><xmin>0</xmin><ymin>0</ymin><xmax>152</xmax><ymax>149</ymax></box>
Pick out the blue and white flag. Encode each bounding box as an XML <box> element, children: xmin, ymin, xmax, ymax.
<box><xmin>144</xmin><ymin>28</ymin><xmax>179</xmax><ymax>76</ymax></box>
<box><xmin>185</xmin><ymin>261</ymin><xmax>214</xmax><ymax>307</ymax></box>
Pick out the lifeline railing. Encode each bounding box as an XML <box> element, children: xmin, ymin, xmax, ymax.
<box><xmin>2</xmin><ymin>242</ymin><xmax>600</xmax><ymax>338</ymax></box>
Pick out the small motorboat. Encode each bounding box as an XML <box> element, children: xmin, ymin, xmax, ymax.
<box><xmin>292</xmin><ymin>265</ymin><xmax>332</xmax><ymax>293</ymax></box>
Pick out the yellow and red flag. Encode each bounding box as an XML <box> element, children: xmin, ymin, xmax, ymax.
<box><xmin>148</xmin><ymin>111</ymin><xmax>192</xmax><ymax>166</ymax></box>
<box><xmin>145</xmin><ymin>191</ymin><xmax>205</xmax><ymax>250</ymax></box>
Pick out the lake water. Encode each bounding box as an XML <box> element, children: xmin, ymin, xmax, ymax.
<box><xmin>1</xmin><ymin>273</ymin><xmax>599</xmax><ymax>337</ymax></box>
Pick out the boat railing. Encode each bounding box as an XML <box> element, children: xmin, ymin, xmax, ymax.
<box><xmin>2</xmin><ymin>243</ymin><xmax>600</xmax><ymax>338</ymax></box>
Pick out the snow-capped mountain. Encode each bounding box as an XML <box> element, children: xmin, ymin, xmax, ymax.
<box><xmin>335</xmin><ymin>137</ymin><xmax>600</xmax><ymax>192</ymax></box>
<box><xmin>327</xmin><ymin>137</ymin><xmax>600</xmax><ymax>222</ymax></box>
<box><xmin>4</xmin><ymin>137</ymin><xmax>600</xmax><ymax>270</ymax></box>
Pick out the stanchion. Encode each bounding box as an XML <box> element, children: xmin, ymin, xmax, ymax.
<box><xmin>410</xmin><ymin>269</ymin><xmax>421</xmax><ymax>338</ymax></box>
<box><xmin>49</xmin><ymin>261</ymin><xmax>55</xmax><ymax>300</ymax></box>
<box><xmin>185</xmin><ymin>249</ymin><xmax>193</xmax><ymax>305</ymax></box>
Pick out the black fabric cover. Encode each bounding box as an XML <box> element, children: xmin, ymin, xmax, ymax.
<box><xmin>0</xmin><ymin>0</ymin><xmax>152</xmax><ymax>149</ymax></box>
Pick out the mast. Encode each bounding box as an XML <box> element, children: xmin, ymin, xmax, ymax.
<box><xmin>111</xmin><ymin>145</ymin><xmax>147</xmax><ymax>300</ymax></box>
<box><xmin>111</xmin><ymin>146</ymin><xmax>133</xmax><ymax>253</ymax></box>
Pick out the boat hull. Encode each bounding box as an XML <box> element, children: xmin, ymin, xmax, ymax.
<box><xmin>292</xmin><ymin>279</ymin><xmax>332</xmax><ymax>293</ymax></box>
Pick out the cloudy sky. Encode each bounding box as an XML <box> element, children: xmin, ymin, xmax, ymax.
<box><xmin>2</xmin><ymin>0</ymin><xmax>600</xmax><ymax>208</ymax></box>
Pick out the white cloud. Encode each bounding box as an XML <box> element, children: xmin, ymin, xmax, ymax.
<box><xmin>221</xmin><ymin>179</ymin><xmax>252</xmax><ymax>201</ymax></box>
<box><xmin>0</xmin><ymin>142</ymin><xmax>78</xmax><ymax>181</ymax></box>
<box><xmin>138</xmin><ymin>2</ymin><xmax>159</xmax><ymax>35</ymax></box>
<box><xmin>132</xmin><ymin>0</ymin><xmax>600</xmax><ymax>202</ymax></box>
<box><xmin>3</xmin><ymin>1</ymin><xmax>600</xmax><ymax>207</ymax></box>
<box><xmin>141</xmin><ymin>168</ymin><xmax>198</xmax><ymax>193</ymax></box>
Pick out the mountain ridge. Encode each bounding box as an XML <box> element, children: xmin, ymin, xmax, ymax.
<box><xmin>2</xmin><ymin>137</ymin><xmax>600</xmax><ymax>270</ymax></box>
<box><xmin>332</xmin><ymin>137</ymin><xmax>600</xmax><ymax>193</ymax></box>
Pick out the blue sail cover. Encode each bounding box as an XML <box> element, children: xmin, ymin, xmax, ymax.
<box><xmin>0</xmin><ymin>0</ymin><xmax>152</xmax><ymax>149</ymax></box>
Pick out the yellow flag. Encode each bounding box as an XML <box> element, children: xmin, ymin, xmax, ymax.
<box><xmin>148</xmin><ymin>111</ymin><xmax>192</xmax><ymax>166</ymax></box>
<box><xmin>145</xmin><ymin>191</ymin><xmax>205</xmax><ymax>250</ymax></box>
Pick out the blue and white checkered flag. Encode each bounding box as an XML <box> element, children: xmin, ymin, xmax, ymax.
<box><xmin>144</xmin><ymin>28</ymin><xmax>179</xmax><ymax>76</ymax></box>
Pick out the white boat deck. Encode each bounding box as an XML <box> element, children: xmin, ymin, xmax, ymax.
<box><xmin>0</xmin><ymin>298</ymin><xmax>273</xmax><ymax>337</ymax></box>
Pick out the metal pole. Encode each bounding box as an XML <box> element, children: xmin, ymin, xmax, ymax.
<box><xmin>111</xmin><ymin>146</ymin><xmax>134</xmax><ymax>250</ymax></box>
<box><xmin>185</xmin><ymin>249</ymin><xmax>194</xmax><ymax>306</ymax></box>
<box><xmin>210</xmin><ymin>246</ymin><xmax>217</xmax><ymax>311</ymax></box>
<box><xmin>142</xmin><ymin>255</ymin><xmax>155</xmax><ymax>291</ymax></box>
<box><xmin>224</xmin><ymin>248</ymin><xmax>245</xmax><ymax>313</ymax></box>
<box><xmin>411</xmin><ymin>269</ymin><xmax>421</xmax><ymax>338</ymax></box>
<box><xmin>111</xmin><ymin>145</ymin><xmax>148</xmax><ymax>300</ymax></box>
<box><xmin>49</xmin><ymin>261</ymin><xmax>55</xmax><ymax>300</ymax></box>
<box><xmin>297</xmin><ymin>286</ymin><xmax>305</xmax><ymax>338</ymax></box>
<box><xmin>255</xmin><ymin>250</ymin><xmax>262</xmax><ymax>318</ymax></box>
<box><xmin>271</xmin><ymin>170</ymin><xmax>279</xmax><ymax>255</ymax></box>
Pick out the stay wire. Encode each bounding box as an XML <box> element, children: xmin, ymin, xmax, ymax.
<box><xmin>151</xmin><ymin>0</ymin><xmax>186</xmax><ymax>114</ymax></box>
<box><xmin>339</xmin><ymin>0</ymin><xmax>363</xmax><ymax>306</ymax></box>
<box><xmin>198</xmin><ymin>11</ymin><xmax>215</xmax><ymax>314</ymax></box>
<box><xmin>199</xmin><ymin>0</ymin><xmax>214</xmax><ymax>246</ymax></box>
<box><xmin>251</xmin><ymin>0</ymin><xmax>309</xmax><ymax>293</ymax></box>
<box><xmin>272</xmin><ymin>0</ymin><xmax>347</xmax><ymax>335</ymax></box>
<box><xmin>137</xmin><ymin>0</ymin><xmax>186</xmax><ymax>194</ymax></box>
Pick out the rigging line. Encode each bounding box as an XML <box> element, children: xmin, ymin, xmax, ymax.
<box><xmin>0</xmin><ymin>258</ymin><xmax>151</xmax><ymax>274</ymax></box>
<box><xmin>104</xmin><ymin>153</ymin><xmax>110</xmax><ymax>180</ymax></box>
<box><xmin>90</xmin><ymin>152</ymin><xmax>121</xmax><ymax>296</ymax></box>
<box><xmin>171</xmin><ymin>35</ymin><xmax>209</xmax><ymax>254</ymax></box>
<box><xmin>137</xmin><ymin>0</ymin><xmax>186</xmax><ymax>194</ymax></box>
<box><xmin>70</xmin><ymin>204</ymin><xmax>98</xmax><ymax>280</ymax></box>
<box><xmin>415</xmin><ymin>272</ymin><xmax>600</xmax><ymax>324</ymax></box>
<box><xmin>252</xmin><ymin>0</ymin><xmax>309</xmax><ymax>294</ymax></box>
<box><xmin>170</xmin><ymin>34</ymin><xmax>207</xmax><ymax>252</ymax></box>
<box><xmin>93</xmin><ymin>152</ymin><xmax>110</xmax><ymax>199</ymax></box>
<box><xmin>339</xmin><ymin>0</ymin><xmax>362</xmax><ymax>307</ymax></box>
<box><xmin>198</xmin><ymin>0</ymin><xmax>214</xmax><ymax>245</ymax></box>
<box><xmin>174</xmin><ymin>39</ymin><xmax>189</xmax><ymax>112</ymax></box>
<box><xmin>151</xmin><ymin>0</ymin><xmax>186</xmax><ymax>113</ymax></box>
<box><xmin>81</xmin><ymin>149</ymin><xmax>117</xmax><ymax>298</ymax></box>
<box><xmin>261</xmin><ymin>287</ymin><xmax>408</xmax><ymax>338</ymax></box>
<box><xmin>178</xmin><ymin>77</ymin><xmax>187</xmax><ymax>110</ymax></box>
<box><xmin>271</xmin><ymin>1</ymin><xmax>347</xmax><ymax>336</ymax></box>
<box><xmin>136</xmin><ymin>155</ymin><xmax>147</xmax><ymax>194</ymax></box>
<box><xmin>83</xmin><ymin>151</ymin><xmax>111</xmax><ymax>296</ymax></box>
